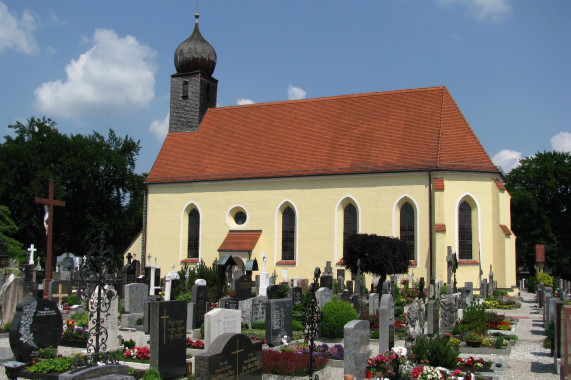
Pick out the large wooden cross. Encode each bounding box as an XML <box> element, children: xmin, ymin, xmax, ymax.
<box><xmin>35</xmin><ymin>180</ymin><xmax>65</xmax><ymax>291</ymax></box>
<box><xmin>52</xmin><ymin>283</ymin><xmax>69</xmax><ymax>307</ymax></box>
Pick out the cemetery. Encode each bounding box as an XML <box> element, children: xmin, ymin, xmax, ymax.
<box><xmin>0</xmin><ymin>241</ymin><xmax>568</xmax><ymax>380</ymax></box>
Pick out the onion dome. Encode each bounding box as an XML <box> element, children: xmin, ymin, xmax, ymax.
<box><xmin>174</xmin><ymin>13</ymin><xmax>217</xmax><ymax>75</ymax></box>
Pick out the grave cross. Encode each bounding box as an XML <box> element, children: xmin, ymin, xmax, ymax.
<box><xmin>27</xmin><ymin>244</ymin><xmax>37</xmax><ymax>265</ymax></box>
<box><xmin>231</xmin><ymin>339</ymin><xmax>245</xmax><ymax>378</ymax></box>
<box><xmin>160</xmin><ymin>309</ymin><xmax>169</xmax><ymax>344</ymax></box>
<box><xmin>35</xmin><ymin>180</ymin><xmax>65</xmax><ymax>290</ymax></box>
<box><xmin>52</xmin><ymin>283</ymin><xmax>68</xmax><ymax>307</ymax></box>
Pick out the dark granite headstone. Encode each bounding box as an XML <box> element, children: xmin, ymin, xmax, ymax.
<box><xmin>220</xmin><ymin>296</ymin><xmax>239</xmax><ymax>310</ymax></box>
<box><xmin>320</xmin><ymin>275</ymin><xmax>333</xmax><ymax>290</ymax></box>
<box><xmin>346</xmin><ymin>280</ymin><xmax>354</xmax><ymax>294</ymax></box>
<box><xmin>192</xmin><ymin>284</ymin><xmax>208</xmax><ymax>329</ymax></box>
<box><xmin>9</xmin><ymin>298</ymin><xmax>62</xmax><ymax>363</ymax></box>
<box><xmin>144</xmin><ymin>295</ymin><xmax>161</xmax><ymax>334</ymax></box>
<box><xmin>195</xmin><ymin>333</ymin><xmax>262</xmax><ymax>379</ymax></box>
<box><xmin>266</xmin><ymin>284</ymin><xmax>281</xmax><ymax>300</ymax></box>
<box><xmin>234</xmin><ymin>275</ymin><xmax>251</xmax><ymax>301</ymax></box>
<box><xmin>290</xmin><ymin>287</ymin><xmax>302</xmax><ymax>306</ymax></box>
<box><xmin>266</xmin><ymin>299</ymin><xmax>293</xmax><ymax>346</ymax></box>
<box><xmin>150</xmin><ymin>301</ymin><xmax>187</xmax><ymax>379</ymax></box>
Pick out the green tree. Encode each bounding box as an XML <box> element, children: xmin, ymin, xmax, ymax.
<box><xmin>0</xmin><ymin>117</ymin><xmax>144</xmax><ymax>266</ymax></box>
<box><xmin>0</xmin><ymin>205</ymin><xmax>25</xmax><ymax>262</ymax></box>
<box><xmin>343</xmin><ymin>233</ymin><xmax>410</xmax><ymax>293</ymax></box>
<box><xmin>506</xmin><ymin>151</ymin><xmax>571</xmax><ymax>279</ymax></box>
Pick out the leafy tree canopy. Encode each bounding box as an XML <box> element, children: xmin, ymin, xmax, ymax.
<box><xmin>343</xmin><ymin>233</ymin><xmax>410</xmax><ymax>291</ymax></box>
<box><xmin>506</xmin><ymin>151</ymin><xmax>570</xmax><ymax>280</ymax></box>
<box><xmin>0</xmin><ymin>117</ymin><xmax>145</xmax><ymax>267</ymax></box>
<box><xmin>0</xmin><ymin>205</ymin><xmax>25</xmax><ymax>262</ymax></box>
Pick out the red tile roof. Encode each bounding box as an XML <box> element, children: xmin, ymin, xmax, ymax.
<box><xmin>493</xmin><ymin>178</ymin><xmax>507</xmax><ymax>191</ymax></box>
<box><xmin>146</xmin><ymin>86</ymin><xmax>498</xmax><ymax>184</ymax></box>
<box><xmin>218</xmin><ymin>230</ymin><xmax>262</xmax><ymax>252</ymax></box>
<box><xmin>435</xmin><ymin>224</ymin><xmax>446</xmax><ymax>232</ymax></box>
<box><xmin>499</xmin><ymin>224</ymin><xmax>513</xmax><ymax>236</ymax></box>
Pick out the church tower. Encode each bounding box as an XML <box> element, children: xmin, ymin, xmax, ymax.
<box><xmin>169</xmin><ymin>13</ymin><xmax>217</xmax><ymax>133</ymax></box>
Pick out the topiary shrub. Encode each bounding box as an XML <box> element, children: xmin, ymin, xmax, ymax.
<box><xmin>320</xmin><ymin>299</ymin><xmax>358</xmax><ymax>338</ymax></box>
<box><xmin>411</xmin><ymin>335</ymin><xmax>459</xmax><ymax>369</ymax></box>
<box><xmin>536</xmin><ymin>272</ymin><xmax>554</xmax><ymax>288</ymax></box>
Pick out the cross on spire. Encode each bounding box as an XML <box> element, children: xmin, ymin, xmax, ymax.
<box><xmin>35</xmin><ymin>180</ymin><xmax>65</xmax><ymax>291</ymax></box>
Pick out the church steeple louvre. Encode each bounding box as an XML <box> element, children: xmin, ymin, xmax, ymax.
<box><xmin>169</xmin><ymin>12</ymin><xmax>218</xmax><ymax>133</ymax></box>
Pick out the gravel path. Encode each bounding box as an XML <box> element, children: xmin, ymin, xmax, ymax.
<box><xmin>0</xmin><ymin>290</ymin><xmax>561</xmax><ymax>379</ymax></box>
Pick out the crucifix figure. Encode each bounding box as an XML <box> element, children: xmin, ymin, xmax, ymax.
<box><xmin>27</xmin><ymin>244</ymin><xmax>37</xmax><ymax>265</ymax></box>
<box><xmin>35</xmin><ymin>180</ymin><xmax>66</xmax><ymax>291</ymax></box>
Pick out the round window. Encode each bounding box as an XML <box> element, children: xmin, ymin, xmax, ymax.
<box><xmin>234</xmin><ymin>211</ymin><xmax>247</xmax><ymax>225</ymax></box>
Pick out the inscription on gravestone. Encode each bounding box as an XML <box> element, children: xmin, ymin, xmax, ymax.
<box><xmin>266</xmin><ymin>299</ymin><xmax>293</xmax><ymax>346</ymax></box>
<box><xmin>235</xmin><ymin>274</ymin><xmax>252</xmax><ymax>301</ymax></box>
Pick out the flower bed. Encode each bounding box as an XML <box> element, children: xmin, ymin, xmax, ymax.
<box><xmin>61</xmin><ymin>320</ymin><xmax>88</xmax><ymax>343</ymax></box>
<box><xmin>186</xmin><ymin>337</ymin><xmax>204</xmax><ymax>349</ymax></box>
<box><xmin>123</xmin><ymin>347</ymin><xmax>150</xmax><ymax>362</ymax></box>
<box><xmin>262</xmin><ymin>350</ymin><xmax>328</xmax><ymax>376</ymax></box>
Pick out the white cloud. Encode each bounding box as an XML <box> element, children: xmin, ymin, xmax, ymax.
<box><xmin>34</xmin><ymin>28</ymin><xmax>156</xmax><ymax>118</ymax></box>
<box><xmin>149</xmin><ymin>113</ymin><xmax>169</xmax><ymax>142</ymax></box>
<box><xmin>492</xmin><ymin>149</ymin><xmax>521</xmax><ymax>173</ymax></box>
<box><xmin>237</xmin><ymin>98</ymin><xmax>255</xmax><ymax>105</ymax></box>
<box><xmin>439</xmin><ymin>0</ymin><xmax>511</xmax><ymax>22</ymax></box>
<box><xmin>288</xmin><ymin>85</ymin><xmax>306</xmax><ymax>100</ymax></box>
<box><xmin>0</xmin><ymin>2</ymin><xmax>39</xmax><ymax>54</ymax></box>
<box><xmin>550</xmin><ymin>131</ymin><xmax>571</xmax><ymax>152</ymax></box>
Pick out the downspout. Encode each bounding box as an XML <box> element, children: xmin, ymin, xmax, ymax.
<box><xmin>428</xmin><ymin>171</ymin><xmax>433</xmax><ymax>282</ymax></box>
<box><xmin>141</xmin><ymin>184</ymin><xmax>148</xmax><ymax>268</ymax></box>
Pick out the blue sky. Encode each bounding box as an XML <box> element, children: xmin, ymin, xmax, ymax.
<box><xmin>1</xmin><ymin>1</ymin><xmax>569</xmax><ymax>174</ymax></box>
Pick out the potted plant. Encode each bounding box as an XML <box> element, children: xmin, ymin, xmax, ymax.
<box><xmin>464</xmin><ymin>332</ymin><xmax>484</xmax><ymax>347</ymax></box>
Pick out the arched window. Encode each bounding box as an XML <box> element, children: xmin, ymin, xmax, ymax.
<box><xmin>400</xmin><ymin>202</ymin><xmax>415</xmax><ymax>260</ymax></box>
<box><xmin>343</xmin><ymin>203</ymin><xmax>357</xmax><ymax>247</ymax></box>
<box><xmin>182</xmin><ymin>81</ymin><xmax>189</xmax><ymax>98</ymax></box>
<box><xmin>282</xmin><ymin>207</ymin><xmax>295</xmax><ymax>261</ymax></box>
<box><xmin>458</xmin><ymin>201</ymin><xmax>472</xmax><ymax>260</ymax></box>
<box><xmin>188</xmin><ymin>208</ymin><xmax>199</xmax><ymax>258</ymax></box>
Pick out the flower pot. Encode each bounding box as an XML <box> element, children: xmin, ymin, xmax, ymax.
<box><xmin>465</xmin><ymin>340</ymin><xmax>482</xmax><ymax>347</ymax></box>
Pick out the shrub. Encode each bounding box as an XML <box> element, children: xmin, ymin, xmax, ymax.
<box><xmin>124</xmin><ymin>339</ymin><xmax>136</xmax><ymax>350</ymax></box>
<box><xmin>36</xmin><ymin>347</ymin><xmax>58</xmax><ymax>359</ymax></box>
<box><xmin>292</xmin><ymin>319</ymin><xmax>304</xmax><ymax>331</ymax></box>
<box><xmin>142</xmin><ymin>368</ymin><xmax>162</xmax><ymax>380</ymax></box>
<box><xmin>394</xmin><ymin>305</ymin><xmax>404</xmax><ymax>318</ymax></box>
<box><xmin>262</xmin><ymin>350</ymin><xmax>327</xmax><ymax>376</ymax></box>
<box><xmin>452</xmin><ymin>305</ymin><xmax>488</xmax><ymax>335</ymax></box>
<box><xmin>28</xmin><ymin>357</ymin><xmax>74</xmax><ymax>373</ymax></box>
<box><xmin>527</xmin><ymin>275</ymin><xmax>537</xmax><ymax>293</ymax></box>
<box><xmin>370</xmin><ymin>330</ymin><xmax>379</xmax><ymax>339</ymax></box>
<box><xmin>536</xmin><ymin>272</ymin><xmax>554</xmax><ymax>288</ymax></box>
<box><xmin>440</xmin><ymin>285</ymin><xmax>448</xmax><ymax>295</ymax></box>
<box><xmin>495</xmin><ymin>336</ymin><xmax>505</xmax><ymax>349</ymax></box>
<box><xmin>321</xmin><ymin>299</ymin><xmax>358</xmax><ymax>338</ymax></box>
<box><xmin>70</xmin><ymin>312</ymin><xmax>88</xmax><ymax>327</ymax></box>
<box><xmin>252</xmin><ymin>320</ymin><xmax>266</xmax><ymax>330</ymax></box>
<box><xmin>176</xmin><ymin>292</ymin><xmax>192</xmax><ymax>303</ymax></box>
<box><xmin>410</xmin><ymin>335</ymin><xmax>459</xmax><ymax>369</ymax></box>
<box><xmin>67</xmin><ymin>294</ymin><xmax>81</xmax><ymax>306</ymax></box>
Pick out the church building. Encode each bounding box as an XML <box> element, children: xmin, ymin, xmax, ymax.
<box><xmin>141</xmin><ymin>14</ymin><xmax>516</xmax><ymax>290</ymax></box>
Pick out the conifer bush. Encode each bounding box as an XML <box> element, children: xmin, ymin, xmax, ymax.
<box><xmin>320</xmin><ymin>299</ymin><xmax>358</xmax><ymax>338</ymax></box>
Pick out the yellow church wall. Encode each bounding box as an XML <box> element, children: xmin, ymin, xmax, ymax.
<box><xmin>144</xmin><ymin>170</ymin><xmax>516</xmax><ymax>290</ymax></box>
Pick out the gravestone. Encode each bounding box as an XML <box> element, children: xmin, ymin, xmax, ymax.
<box><xmin>434</xmin><ymin>279</ymin><xmax>441</xmax><ymax>299</ymax></box>
<box><xmin>545</xmin><ymin>290</ymin><xmax>553</xmax><ymax>325</ymax></box>
<box><xmin>243</xmin><ymin>295</ymin><xmax>266</xmax><ymax>328</ymax></box>
<box><xmin>49</xmin><ymin>280</ymin><xmax>72</xmax><ymax>307</ymax></box>
<box><xmin>480</xmin><ymin>279</ymin><xmax>488</xmax><ymax>299</ymax></box>
<box><xmin>150</xmin><ymin>300</ymin><xmax>186</xmax><ymax>379</ymax></box>
<box><xmin>344</xmin><ymin>319</ymin><xmax>370</xmax><ymax>379</ymax></box>
<box><xmin>164</xmin><ymin>267</ymin><xmax>180</xmax><ymax>301</ymax></box>
<box><xmin>405</xmin><ymin>299</ymin><xmax>425</xmax><ymax>348</ymax></box>
<box><xmin>192</xmin><ymin>284</ymin><xmax>208</xmax><ymax>329</ymax></box>
<box><xmin>124</xmin><ymin>283</ymin><xmax>149</xmax><ymax>314</ymax></box>
<box><xmin>559</xmin><ymin>306</ymin><xmax>571</xmax><ymax>378</ymax></box>
<box><xmin>195</xmin><ymin>333</ymin><xmax>262</xmax><ymax>379</ymax></box>
<box><xmin>234</xmin><ymin>275</ymin><xmax>252</xmax><ymax>301</ymax></box>
<box><xmin>186</xmin><ymin>302</ymin><xmax>196</xmax><ymax>331</ymax></box>
<box><xmin>382</xmin><ymin>281</ymin><xmax>390</xmax><ymax>295</ymax></box>
<box><xmin>204</xmin><ymin>308</ymin><xmax>241</xmax><ymax>350</ymax></box>
<box><xmin>266</xmin><ymin>284</ymin><xmax>282</xmax><ymax>300</ymax></box>
<box><xmin>290</xmin><ymin>286</ymin><xmax>302</xmax><ymax>306</ymax></box>
<box><xmin>440</xmin><ymin>294</ymin><xmax>458</xmax><ymax>335</ymax></box>
<box><xmin>298</xmin><ymin>278</ymin><xmax>309</xmax><ymax>292</ymax></box>
<box><xmin>9</xmin><ymin>298</ymin><xmax>62</xmax><ymax>363</ymax></box>
<box><xmin>369</xmin><ymin>293</ymin><xmax>379</xmax><ymax>315</ymax></box>
<box><xmin>379</xmin><ymin>294</ymin><xmax>394</xmax><ymax>353</ymax></box>
<box><xmin>0</xmin><ymin>275</ymin><xmax>28</xmax><ymax>326</ymax></box>
<box><xmin>464</xmin><ymin>282</ymin><xmax>474</xmax><ymax>307</ymax></box>
<box><xmin>346</xmin><ymin>280</ymin><xmax>354</xmax><ymax>294</ymax></box>
<box><xmin>144</xmin><ymin>295</ymin><xmax>161</xmax><ymax>334</ymax></box>
<box><xmin>220</xmin><ymin>296</ymin><xmax>239</xmax><ymax>310</ymax></box>
<box><xmin>88</xmin><ymin>286</ymin><xmax>120</xmax><ymax>352</ymax></box>
<box><xmin>265</xmin><ymin>298</ymin><xmax>293</xmax><ymax>346</ymax></box>
<box><xmin>426</xmin><ymin>300</ymin><xmax>439</xmax><ymax>336</ymax></box>
<box><xmin>315</xmin><ymin>287</ymin><xmax>332</xmax><ymax>310</ymax></box>
<box><xmin>337</xmin><ymin>276</ymin><xmax>345</xmax><ymax>293</ymax></box>
<box><xmin>537</xmin><ymin>283</ymin><xmax>545</xmax><ymax>308</ymax></box>
<box><xmin>554</xmin><ymin>300</ymin><xmax>564</xmax><ymax>359</ymax></box>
